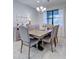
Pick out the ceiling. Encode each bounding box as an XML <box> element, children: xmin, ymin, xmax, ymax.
<box><xmin>15</xmin><ymin>0</ymin><xmax>66</xmax><ymax>8</ymax></box>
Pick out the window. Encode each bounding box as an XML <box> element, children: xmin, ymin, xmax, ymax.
<box><xmin>43</xmin><ymin>9</ymin><xmax>64</xmax><ymax>27</ymax></box>
<box><xmin>47</xmin><ymin>11</ymin><xmax>53</xmax><ymax>24</ymax></box>
<box><xmin>46</xmin><ymin>9</ymin><xmax>59</xmax><ymax>25</ymax></box>
<box><xmin>53</xmin><ymin>9</ymin><xmax>64</xmax><ymax>27</ymax></box>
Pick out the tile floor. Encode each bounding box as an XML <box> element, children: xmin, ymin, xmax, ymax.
<box><xmin>13</xmin><ymin>36</ymin><xmax>66</xmax><ymax>59</ymax></box>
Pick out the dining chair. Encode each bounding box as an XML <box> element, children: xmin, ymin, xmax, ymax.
<box><xmin>19</xmin><ymin>25</ymin><xmax>39</xmax><ymax>59</ymax></box>
<box><xmin>46</xmin><ymin>24</ymin><xmax>54</xmax><ymax>30</ymax></box>
<box><xmin>42</xmin><ymin>29</ymin><xmax>54</xmax><ymax>52</ymax></box>
<box><xmin>42</xmin><ymin>25</ymin><xmax>59</xmax><ymax>52</ymax></box>
<box><xmin>53</xmin><ymin>25</ymin><xmax>59</xmax><ymax>47</ymax></box>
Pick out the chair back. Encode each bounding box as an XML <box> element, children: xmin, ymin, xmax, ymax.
<box><xmin>54</xmin><ymin>25</ymin><xmax>59</xmax><ymax>37</ymax></box>
<box><xmin>19</xmin><ymin>25</ymin><xmax>30</xmax><ymax>43</ymax></box>
<box><xmin>51</xmin><ymin>25</ymin><xmax>59</xmax><ymax>39</ymax></box>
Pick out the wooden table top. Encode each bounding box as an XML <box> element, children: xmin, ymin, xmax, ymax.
<box><xmin>29</xmin><ymin>29</ymin><xmax>52</xmax><ymax>37</ymax></box>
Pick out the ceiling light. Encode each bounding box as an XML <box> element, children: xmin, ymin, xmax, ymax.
<box><xmin>40</xmin><ymin>6</ymin><xmax>43</xmax><ymax>9</ymax></box>
<box><xmin>36</xmin><ymin>7</ymin><xmax>40</xmax><ymax>11</ymax></box>
<box><xmin>36</xmin><ymin>6</ymin><xmax>46</xmax><ymax>12</ymax></box>
<box><xmin>36</xmin><ymin>0</ymin><xmax>46</xmax><ymax>13</ymax></box>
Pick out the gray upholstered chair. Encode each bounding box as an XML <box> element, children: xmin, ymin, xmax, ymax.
<box><xmin>42</xmin><ymin>25</ymin><xmax>59</xmax><ymax>52</ymax></box>
<box><xmin>19</xmin><ymin>25</ymin><xmax>39</xmax><ymax>59</ymax></box>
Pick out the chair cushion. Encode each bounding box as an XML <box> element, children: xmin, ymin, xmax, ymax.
<box><xmin>43</xmin><ymin>37</ymin><xmax>51</xmax><ymax>43</ymax></box>
<box><xmin>23</xmin><ymin>38</ymin><xmax>39</xmax><ymax>47</ymax></box>
<box><xmin>30</xmin><ymin>38</ymin><xmax>39</xmax><ymax>46</ymax></box>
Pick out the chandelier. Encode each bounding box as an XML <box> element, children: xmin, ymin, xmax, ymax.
<box><xmin>36</xmin><ymin>6</ymin><xmax>46</xmax><ymax>12</ymax></box>
<box><xmin>36</xmin><ymin>0</ymin><xmax>46</xmax><ymax>13</ymax></box>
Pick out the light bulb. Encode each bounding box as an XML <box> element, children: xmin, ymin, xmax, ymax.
<box><xmin>40</xmin><ymin>6</ymin><xmax>43</xmax><ymax>9</ymax></box>
<box><xmin>36</xmin><ymin>7</ymin><xmax>40</xmax><ymax>11</ymax></box>
<box><xmin>43</xmin><ymin>8</ymin><xmax>46</xmax><ymax>11</ymax></box>
<box><xmin>42</xmin><ymin>8</ymin><xmax>46</xmax><ymax>12</ymax></box>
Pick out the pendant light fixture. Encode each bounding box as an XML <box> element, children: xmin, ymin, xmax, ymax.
<box><xmin>36</xmin><ymin>0</ymin><xmax>46</xmax><ymax>13</ymax></box>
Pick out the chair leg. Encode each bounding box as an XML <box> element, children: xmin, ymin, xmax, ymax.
<box><xmin>56</xmin><ymin>36</ymin><xmax>58</xmax><ymax>43</ymax></box>
<box><xmin>56</xmin><ymin>37</ymin><xmax>58</xmax><ymax>43</ymax></box>
<box><xmin>50</xmin><ymin>39</ymin><xmax>53</xmax><ymax>52</ymax></box>
<box><xmin>20</xmin><ymin>40</ymin><xmax>23</xmax><ymax>53</ymax></box>
<box><xmin>28</xmin><ymin>45</ymin><xmax>30</xmax><ymax>59</ymax></box>
<box><xmin>54</xmin><ymin>38</ymin><xmax>56</xmax><ymax>47</ymax></box>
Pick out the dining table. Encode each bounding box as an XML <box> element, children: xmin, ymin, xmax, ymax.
<box><xmin>29</xmin><ymin>29</ymin><xmax>52</xmax><ymax>51</ymax></box>
<box><xmin>29</xmin><ymin>29</ymin><xmax>52</xmax><ymax>39</ymax></box>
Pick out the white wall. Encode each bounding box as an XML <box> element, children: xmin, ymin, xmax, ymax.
<box><xmin>13</xmin><ymin>0</ymin><xmax>40</xmax><ymax>41</ymax></box>
<box><xmin>13</xmin><ymin>0</ymin><xmax>39</xmax><ymax>27</ymax></box>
